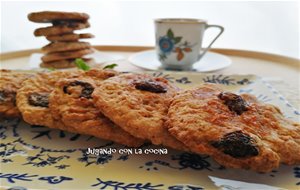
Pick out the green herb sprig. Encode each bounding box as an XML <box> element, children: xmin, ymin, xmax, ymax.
<box><xmin>74</xmin><ymin>58</ymin><xmax>90</xmax><ymax>71</ymax></box>
<box><xmin>47</xmin><ymin>68</ymin><xmax>56</xmax><ymax>71</ymax></box>
<box><xmin>103</xmin><ymin>63</ymin><xmax>118</xmax><ymax>70</ymax></box>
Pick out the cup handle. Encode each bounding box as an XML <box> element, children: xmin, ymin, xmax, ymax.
<box><xmin>198</xmin><ymin>24</ymin><xmax>224</xmax><ymax>60</ymax></box>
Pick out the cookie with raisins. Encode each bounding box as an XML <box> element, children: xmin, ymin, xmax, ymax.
<box><xmin>16</xmin><ymin>70</ymin><xmax>83</xmax><ymax>127</ymax></box>
<box><xmin>0</xmin><ymin>70</ymin><xmax>35</xmax><ymax>118</ymax></box>
<box><xmin>42</xmin><ymin>42</ymin><xmax>91</xmax><ymax>53</ymax></box>
<box><xmin>41</xmin><ymin>48</ymin><xmax>93</xmax><ymax>62</ymax></box>
<box><xmin>49</xmin><ymin>69</ymin><xmax>144</xmax><ymax>147</ymax></box>
<box><xmin>167</xmin><ymin>83</ymin><xmax>300</xmax><ymax>172</ymax></box>
<box><xmin>28</xmin><ymin>11</ymin><xmax>89</xmax><ymax>23</ymax></box>
<box><xmin>92</xmin><ymin>73</ymin><xmax>188</xmax><ymax>150</ymax></box>
<box><xmin>34</xmin><ymin>22</ymin><xmax>90</xmax><ymax>37</ymax></box>
<box><xmin>46</xmin><ymin>33</ymin><xmax>94</xmax><ymax>42</ymax></box>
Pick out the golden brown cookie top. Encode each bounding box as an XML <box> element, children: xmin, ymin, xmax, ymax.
<box><xmin>0</xmin><ymin>69</ymin><xmax>34</xmax><ymax>92</ymax></box>
<box><xmin>49</xmin><ymin>69</ymin><xmax>144</xmax><ymax>147</ymax></box>
<box><xmin>16</xmin><ymin>70</ymin><xmax>83</xmax><ymax>126</ymax></box>
<box><xmin>167</xmin><ymin>83</ymin><xmax>300</xmax><ymax>172</ymax></box>
<box><xmin>28</xmin><ymin>11</ymin><xmax>89</xmax><ymax>23</ymax></box>
<box><xmin>92</xmin><ymin>73</ymin><xmax>187</xmax><ymax>150</ymax></box>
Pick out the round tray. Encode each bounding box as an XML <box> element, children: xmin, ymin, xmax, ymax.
<box><xmin>1</xmin><ymin>46</ymin><xmax>299</xmax><ymax>87</ymax></box>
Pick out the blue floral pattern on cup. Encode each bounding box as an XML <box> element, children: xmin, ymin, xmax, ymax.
<box><xmin>158</xmin><ymin>29</ymin><xmax>193</xmax><ymax>61</ymax></box>
<box><xmin>159</xmin><ymin>36</ymin><xmax>174</xmax><ymax>54</ymax></box>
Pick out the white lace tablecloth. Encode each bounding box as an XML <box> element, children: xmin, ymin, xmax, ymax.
<box><xmin>267</xmin><ymin>79</ymin><xmax>300</xmax><ymax>111</ymax></box>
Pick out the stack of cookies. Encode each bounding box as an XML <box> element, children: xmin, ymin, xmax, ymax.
<box><xmin>28</xmin><ymin>11</ymin><xmax>95</xmax><ymax>69</ymax></box>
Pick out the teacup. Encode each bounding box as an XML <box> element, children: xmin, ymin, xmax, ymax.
<box><xmin>155</xmin><ymin>18</ymin><xmax>224</xmax><ymax>71</ymax></box>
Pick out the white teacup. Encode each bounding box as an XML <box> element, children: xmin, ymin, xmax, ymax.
<box><xmin>155</xmin><ymin>18</ymin><xmax>224</xmax><ymax>70</ymax></box>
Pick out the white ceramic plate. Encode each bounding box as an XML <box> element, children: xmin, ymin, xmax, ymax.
<box><xmin>27</xmin><ymin>49</ymin><xmax>124</xmax><ymax>69</ymax></box>
<box><xmin>129</xmin><ymin>50</ymin><xmax>232</xmax><ymax>72</ymax></box>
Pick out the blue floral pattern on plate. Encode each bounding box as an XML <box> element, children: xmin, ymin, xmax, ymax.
<box><xmin>0</xmin><ymin>73</ymin><xmax>299</xmax><ymax>189</ymax></box>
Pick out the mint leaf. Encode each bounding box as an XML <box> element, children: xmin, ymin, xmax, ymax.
<box><xmin>74</xmin><ymin>58</ymin><xmax>90</xmax><ymax>71</ymax></box>
<box><xmin>167</xmin><ymin>29</ymin><xmax>174</xmax><ymax>39</ymax></box>
<box><xmin>174</xmin><ymin>37</ymin><xmax>182</xmax><ymax>44</ymax></box>
<box><xmin>103</xmin><ymin>63</ymin><xmax>118</xmax><ymax>70</ymax></box>
<box><xmin>47</xmin><ymin>67</ymin><xmax>56</xmax><ymax>71</ymax></box>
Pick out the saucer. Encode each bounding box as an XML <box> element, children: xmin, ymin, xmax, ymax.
<box><xmin>28</xmin><ymin>49</ymin><xmax>124</xmax><ymax>69</ymax></box>
<box><xmin>129</xmin><ymin>50</ymin><xmax>232</xmax><ymax>72</ymax></box>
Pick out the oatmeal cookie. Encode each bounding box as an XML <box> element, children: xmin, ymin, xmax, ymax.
<box><xmin>40</xmin><ymin>58</ymin><xmax>94</xmax><ymax>69</ymax></box>
<box><xmin>42</xmin><ymin>42</ymin><xmax>91</xmax><ymax>53</ymax></box>
<box><xmin>92</xmin><ymin>73</ymin><xmax>187</xmax><ymax>150</ymax></box>
<box><xmin>28</xmin><ymin>11</ymin><xmax>89</xmax><ymax>23</ymax></box>
<box><xmin>46</xmin><ymin>33</ymin><xmax>94</xmax><ymax>42</ymax></box>
<box><xmin>41</xmin><ymin>48</ymin><xmax>93</xmax><ymax>62</ymax></box>
<box><xmin>34</xmin><ymin>22</ymin><xmax>90</xmax><ymax>36</ymax></box>
<box><xmin>49</xmin><ymin>69</ymin><xmax>144</xmax><ymax>147</ymax></box>
<box><xmin>0</xmin><ymin>70</ymin><xmax>35</xmax><ymax>118</ymax></box>
<box><xmin>16</xmin><ymin>70</ymin><xmax>83</xmax><ymax>127</ymax></box>
<box><xmin>167</xmin><ymin>83</ymin><xmax>300</xmax><ymax>172</ymax></box>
